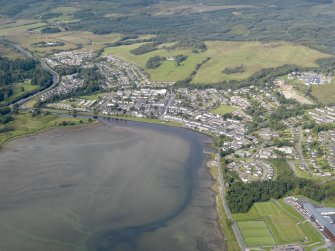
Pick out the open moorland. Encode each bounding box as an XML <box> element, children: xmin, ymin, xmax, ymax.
<box><xmin>2</xmin><ymin>0</ymin><xmax>335</xmax><ymax>55</ymax></box>
<box><xmin>0</xmin><ymin>17</ymin><xmax>122</xmax><ymax>57</ymax></box>
<box><xmin>104</xmin><ymin>41</ymin><xmax>330</xmax><ymax>83</ymax></box>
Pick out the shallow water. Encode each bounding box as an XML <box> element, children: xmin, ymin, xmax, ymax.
<box><xmin>0</xmin><ymin>121</ymin><xmax>224</xmax><ymax>251</ymax></box>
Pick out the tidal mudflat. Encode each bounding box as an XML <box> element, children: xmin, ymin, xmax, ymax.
<box><xmin>0</xmin><ymin>120</ymin><xmax>224</xmax><ymax>251</ymax></box>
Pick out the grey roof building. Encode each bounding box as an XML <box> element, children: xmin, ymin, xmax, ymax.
<box><xmin>302</xmin><ymin>203</ymin><xmax>335</xmax><ymax>242</ymax></box>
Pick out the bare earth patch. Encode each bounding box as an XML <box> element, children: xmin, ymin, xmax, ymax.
<box><xmin>276</xmin><ymin>80</ymin><xmax>314</xmax><ymax>105</ymax></box>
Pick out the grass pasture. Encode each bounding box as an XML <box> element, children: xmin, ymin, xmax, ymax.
<box><xmin>104</xmin><ymin>41</ymin><xmax>330</xmax><ymax>84</ymax></box>
<box><xmin>312</xmin><ymin>82</ymin><xmax>335</xmax><ymax>105</ymax></box>
<box><xmin>211</xmin><ymin>105</ymin><xmax>236</xmax><ymax>115</ymax></box>
<box><xmin>193</xmin><ymin>41</ymin><xmax>329</xmax><ymax>83</ymax></box>
<box><xmin>233</xmin><ymin>200</ymin><xmax>323</xmax><ymax>248</ymax></box>
<box><xmin>104</xmin><ymin>42</ymin><xmax>204</xmax><ymax>82</ymax></box>
<box><xmin>11</xmin><ymin>82</ymin><xmax>39</xmax><ymax>98</ymax></box>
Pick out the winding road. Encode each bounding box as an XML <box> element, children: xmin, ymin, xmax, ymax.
<box><xmin>0</xmin><ymin>38</ymin><xmax>60</xmax><ymax>107</ymax></box>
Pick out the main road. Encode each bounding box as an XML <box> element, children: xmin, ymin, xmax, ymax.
<box><xmin>216</xmin><ymin>152</ymin><xmax>246</xmax><ymax>251</ymax></box>
<box><xmin>0</xmin><ymin>38</ymin><xmax>60</xmax><ymax>107</ymax></box>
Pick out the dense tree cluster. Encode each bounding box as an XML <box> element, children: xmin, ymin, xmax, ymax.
<box><xmin>0</xmin><ymin>57</ymin><xmax>52</xmax><ymax>102</ymax></box>
<box><xmin>226</xmin><ymin>159</ymin><xmax>334</xmax><ymax>213</ymax></box>
<box><xmin>270</xmin><ymin>105</ymin><xmax>306</xmax><ymax>122</ymax></box>
<box><xmin>0</xmin><ymin>57</ymin><xmax>37</xmax><ymax>84</ymax></box>
<box><xmin>175</xmin><ymin>55</ymin><xmax>187</xmax><ymax>66</ymax></box>
<box><xmin>4</xmin><ymin>0</ymin><xmax>335</xmax><ymax>54</ymax></box>
<box><xmin>146</xmin><ymin>56</ymin><xmax>165</xmax><ymax>69</ymax></box>
<box><xmin>223</xmin><ymin>65</ymin><xmax>245</xmax><ymax>74</ymax></box>
<box><xmin>303</xmin><ymin>120</ymin><xmax>335</xmax><ymax>133</ymax></box>
<box><xmin>40</xmin><ymin>27</ymin><xmax>61</xmax><ymax>33</ymax></box>
<box><xmin>130</xmin><ymin>43</ymin><xmax>157</xmax><ymax>55</ymax></box>
<box><xmin>46</xmin><ymin>65</ymin><xmax>104</xmax><ymax>103</ymax></box>
<box><xmin>40</xmin><ymin>12</ymin><xmax>62</xmax><ymax>20</ymax></box>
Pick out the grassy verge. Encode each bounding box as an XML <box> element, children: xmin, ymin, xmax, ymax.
<box><xmin>208</xmin><ymin>164</ymin><xmax>240</xmax><ymax>251</ymax></box>
<box><xmin>44</xmin><ymin>108</ymin><xmax>183</xmax><ymax>128</ymax></box>
<box><xmin>108</xmin><ymin>115</ymin><xmax>182</xmax><ymax>127</ymax></box>
<box><xmin>0</xmin><ymin>82</ymin><xmax>40</xmax><ymax>105</ymax></box>
<box><xmin>0</xmin><ymin>112</ymin><xmax>94</xmax><ymax>149</ymax></box>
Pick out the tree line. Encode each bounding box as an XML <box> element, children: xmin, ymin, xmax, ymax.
<box><xmin>226</xmin><ymin>159</ymin><xmax>335</xmax><ymax>213</ymax></box>
<box><xmin>0</xmin><ymin>57</ymin><xmax>52</xmax><ymax>102</ymax></box>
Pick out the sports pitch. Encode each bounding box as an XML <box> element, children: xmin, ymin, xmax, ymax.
<box><xmin>233</xmin><ymin>200</ymin><xmax>323</xmax><ymax>247</ymax></box>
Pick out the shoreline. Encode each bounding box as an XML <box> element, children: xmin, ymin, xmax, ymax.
<box><xmin>0</xmin><ymin>114</ymin><xmax>97</xmax><ymax>150</ymax></box>
<box><xmin>207</xmin><ymin>155</ymin><xmax>242</xmax><ymax>251</ymax></box>
<box><xmin>0</xmin><ymin>111</ymin><xmax>229</xmax><ymax>250</ymax></box>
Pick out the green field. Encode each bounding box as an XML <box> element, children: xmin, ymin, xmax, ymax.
<box><xmin>211</xmin><ymin>105</ymin><xmax>236</xmax><ymax>115</ymax></box>
<box><xmin>0</xmin><ymin>82</ymin><xmax>40</xmax><ymax>105</ymax></box>
<box><xmin>233</xmin><ymin>200</ymin><xmax>323</xmax><ymax>248</ymax></box>
<box><xmin>312</xmin><ymin>83</ymin><xmax>335</xmax><ymax>105</ymax></box>
<box><xmin>104</xmin><ymin>41</ymin><xmax>330</xmax><ymax>84</ymax></box>
<box><xmin>238</xmin><ymin>221</ymin><xmax>276</xmax><ymax>246</ymax></box>
<box><xmin>104</xmin><ymin>42</ymin><xmax>204</xmax><ymax>82</ymax></box>
<box><xmin>0</xmin><ymin>112</ymin><xmax>93</xmax><ymax>148</ymax></box>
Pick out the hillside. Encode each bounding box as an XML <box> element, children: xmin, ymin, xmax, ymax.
<box><xmin>1</xmin><ymin>0</ymin><xmax>335</xmax><ymax>54</ymax></box>
<box><xmin>104</xmin><ymin>41</ymin><xmax>331</xmax><ymax>83</ymax></box>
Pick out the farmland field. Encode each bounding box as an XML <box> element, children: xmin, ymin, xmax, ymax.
<box><xmin>104</xmin><ymin>43</ymin><xmax>203</xmax><ymax>82</ymax></box>
<box><xmin>104</xmin><ymin>41</ymin><xmax>330</xmax><ymax>84</ymax></box>
<box><xmin>233</xmin><ymin>200</ymin><xmax>323</xmax><ymax>248</ymax></box>
<box><xmin>312</xmin><ymin>83</ymin><xmax>335</xmax><ymax>105</ymax></box>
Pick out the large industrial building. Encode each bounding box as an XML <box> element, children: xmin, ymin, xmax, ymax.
<box><xmin>303</xmin><ymin>203</ymin><xmax>335</xmax><ymax>242</ymax></box>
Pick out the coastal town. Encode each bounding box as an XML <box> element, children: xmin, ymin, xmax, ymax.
<box><xmin>2</xmin><ymin>1</ymin><xmax>335</xmax><ymax>251</ymax></box>
<box><xmin>36</xmin><ymin>51</ymin><xmax>335</xmax><ymax>185</ymax></box>
<box><xmin>18</xmin><ymin>47</ymin><xmax>335</xmax><ymax>250</ymax></box>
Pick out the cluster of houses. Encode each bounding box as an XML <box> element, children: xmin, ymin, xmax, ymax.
<box><xmin>99</xmin><ymin>88</ymin><xmax>169</xmax><ymax>118</ymax></box>
<box><xmin>318</xmin><ymin>130</ymin><xmax>335</xmax><ymax>170</ymax></box>
<box><xmin>104</xmin><ymin>56</ymin><xmax>152</xmax><ymax>87</ymax></box>
<box><xmin>40</xmin><ymin>74</ymin><xmax>84</xmax><ymax>102</ymax></box>
<box><xmin>38</xmin><ymin>50</ymin><xmax>335</xmax><ymax>185</ymax></box>
<box><xmin>302</xmin><ymin>130</ymin><xmax>334</xmax><ymax>177</ymax></box>
<box><xmin>104</xmin><ymin>56</ymin><xmax>173</xmax><ymax>88</ymax></box>
<box><xmin>255</xmin><ymin>148</ymin><xmax>278</xmax><ymax>159</ymax></box>
<box><xmin>227</xmin><ymin>160</ymin><xmax>274</xmax><ymax>182</ymax></box>
<box><xmin>47</xmin><ymin>98</ymin><xmax>97</xmax><ymax>112</ymax></box>
<box><xmin>309</xmin><ymin>107</ymin><xmax>335</xmax><ymax>124</ymax></box>
<box><xmin>46</xmin><ymin>50</ymin><xmax>95</xmax><ymax>67</ymax></box>
<box><xmin>288</xmin><ymin>71</ymin><xmax>332</xmax><ymax>85</ymax></box>
<box><xmin>162</xmin><ymin>89</ymin><xmax>249</xmax><ymax>138</ymax></box>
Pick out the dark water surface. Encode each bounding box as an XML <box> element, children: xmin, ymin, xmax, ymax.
<box><xmin>0</xmin><ymin>120</ymin><xmax>224</xmax><ymax>251</ymax></box>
